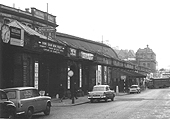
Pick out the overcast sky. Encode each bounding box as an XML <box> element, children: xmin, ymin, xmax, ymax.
<box><xmin>1</xmin><ymin>0</ymin><xmax>170</xmax><ymax>69</ymax></box>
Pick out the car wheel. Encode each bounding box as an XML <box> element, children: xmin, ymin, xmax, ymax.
<box><xmin>111</xmin><ymin>96</ymin><xmax>114</xmax><ymax>101</ymax></box>
<box><xmin>44</xmin><ymin>103</ymin><xmax>51</xmax><ymax>115</ymax></box>
<box><xmin>105</xmin><ymin>98</ymin><xmax>108</xmax><ymax>102</ymax></box>
<box><xmin>90</xmin><ymin>99</ymin><xmax>93</xmax><ymax>103</ymax></box>
<box><xmin>26</xmin><ymin>108</ymin><xmax>33</xmax><ymax>119</ymax></box>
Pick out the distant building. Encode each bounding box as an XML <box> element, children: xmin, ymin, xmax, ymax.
<box><xmin>136</xmin><ymin>45</ymin><xmax>156</xmax><ymax>73</ymax></box>
<box><xmin>113</xmin><ymin>49</ymin><xmax>136</xmax><ymax>61</ymax></box>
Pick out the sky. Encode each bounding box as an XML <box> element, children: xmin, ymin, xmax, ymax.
<box><xmin>1</xmin><ymin>0</ymin><xmax>170</xmax><ymax>69</ymax></box>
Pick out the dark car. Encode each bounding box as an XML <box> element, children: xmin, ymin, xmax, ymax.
<box><xmin>0</xmin><ymin>89</ymin><xmax>16</xmax><ymax>119</ymax></box>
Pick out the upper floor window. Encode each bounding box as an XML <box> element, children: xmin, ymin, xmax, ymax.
<box><xmin>4</xmin><ymin>18</ymin><xmax>11</xmax><ymax>24</ymax></box>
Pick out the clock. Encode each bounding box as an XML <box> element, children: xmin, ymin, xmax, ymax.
<box><xmin>1</xmin><ymin>24</ymin><xmax>10</xmax><ymax>43</ymax></box>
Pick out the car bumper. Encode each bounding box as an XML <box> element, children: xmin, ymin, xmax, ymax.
<box><xmin>129</xmin><ymin>90</ymin><xmax>138</xmax><ymax>93</ymax></box>
<box><xmin>88</xmin><ymin>95</ymin><xmax>107</xmax><ymax>99</ymax></box>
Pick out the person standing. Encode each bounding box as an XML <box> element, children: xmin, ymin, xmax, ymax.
<box><xmin>58</xmin><ymin>84</ymin><xmax>64</xmax><ymax>102</ymax></box>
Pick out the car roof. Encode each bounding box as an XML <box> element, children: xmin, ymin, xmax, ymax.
<box><xmin>3</xmin><ymin>87</ymin><xmax>37</xmax><ymax>91</ymax></box>
<box><xmin>94</xmin><ymin>85</ymin><xmax>109</xmax><ymax>88</ymax></box>
<box><xmin>0</xmin><ymin>89</ymin><xmax>5</xmax><ymax>92</ymax></box>
<box><xmin>131</xmin><ymin>85</ymin><xmax>139</xmax><ymax>86</ymax></box>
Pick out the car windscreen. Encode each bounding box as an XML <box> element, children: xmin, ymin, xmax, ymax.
<box><xmin>93</xmin><ymin>87</ymin><xmax>105</xmax><ymax>91</ymax></box>
<box><xmin>130</xmin><ymin>86</ymin><xmax>138</xmax><ymax>88</ymax></box>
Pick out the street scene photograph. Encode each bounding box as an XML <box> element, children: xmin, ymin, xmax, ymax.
<box><xmin>1</xmin><ymin>0</ymin><xmax>170</xmax><ymax>119</ymax></box>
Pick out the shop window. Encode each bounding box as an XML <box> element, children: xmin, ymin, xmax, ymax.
<box><xmin>4</xmin><ymin>18</ymin><xmax>11</xmax><ymax>24</ymax></box>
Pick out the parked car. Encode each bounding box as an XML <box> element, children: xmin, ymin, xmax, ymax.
<box><xmin>88</xmin><ymin>85</ymin><xmax>115</xmax><ymax>102</ymax></box>
<box><xmin>0</xmin><ymin>89</ymin><xmax>16</xmax><ymax>119</ymax></box>
<box><xmin>129</xmin><ymin>85</ymin><xmax>141</xmax><ymax>94</ymax></box>
<box><xmin>3</xmin><ymin>87</ymin><xmax>51</xmax><ymax>119</ymax></box>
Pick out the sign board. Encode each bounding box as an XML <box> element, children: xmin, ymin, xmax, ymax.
<box><xmin>121</xmin><ymin>75</ymin><xmax>126</xmax><ymax>80</ymax></box>
<box><xmin>37</xmin><ymin>40</ymin><xmax>65</xmax><ymax>54</ymax></box>
<box><xmin>38</xmin><ymin>26</ymin><xmax>55</xmax><ymax>32</ymax></box>
<box><xmin>80</xmin><ymin>51</ymin><xmax>94</xmax><ymax>60</ymax></box>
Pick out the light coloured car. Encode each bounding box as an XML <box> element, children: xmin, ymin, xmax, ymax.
<box><xmin>129</xmin><ymin>85</ymin><xmax>141</xmax><ymax>94</ymax></box>
<box><xmin>88</xmin><ymin>85</ymin><xmax>115</xmax><ymax>102</ymax></box>
<box><xmin>4</xmin><ymin>87</ymin><xmax>51</xmax><ymax>119</ymax></box>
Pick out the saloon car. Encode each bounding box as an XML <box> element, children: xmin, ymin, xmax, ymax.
<box><xmin>0</xmin><ymin>89</ymin><xmax>16</xmax><ymax>119</ymax></box>
<box><xmin>88</xmin><ymin>85</ymin><xmax>115</xmax><ymax>102</ymax></box>
<box><xmin>4</xmin><ymin>87</ymin><xmax>51</xmax><ymax>119</ymax></box>
<box><xmin>129</xmin><ymin>85</ymin><xmax>141</xmax><ymax>94</ymax></box>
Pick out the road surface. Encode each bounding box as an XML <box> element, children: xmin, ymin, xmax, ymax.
<box><xmin>32</xmin><ymin>88</ymin><xmax>170</xmax><ymax>119</ymax></box>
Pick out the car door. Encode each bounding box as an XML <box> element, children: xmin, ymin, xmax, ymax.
<box><xmin>19</xmin><ymin>89</ymin><xmax>37</xmax><ymax>113</ymax></box>
<box><xmin>32</xmin><ymin>89</ymin><xmax>46</xmax><ymax>112</ymax></box>
<box><xmin>107</xmin><ymin>87</ymin><xmax>113</xmax><ymax>98</ymax></box>
<box><xmin>105</xmin><ymin>86</ymin><xmax>111</xmax><ymax>98</ymax></box>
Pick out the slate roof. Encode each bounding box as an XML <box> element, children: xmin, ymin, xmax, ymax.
<box><xmin>7</xmin><ymin>20</ymin><xmax>119</xmax><ymax>60</ymax></box>
<box><xmin>55</xmin><ymin>32</ymin><xmax>119</xmax><ymax>60</ymax></box>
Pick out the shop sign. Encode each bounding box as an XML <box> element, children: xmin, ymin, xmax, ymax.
<box><xmin>10</xmin><ymin>26</ymin><xmax>24</xmax><ymax>47</ymax></box>
<box><xmin>80</xmin><ymin>51</ymin><xmax>94</xmax><ymax>60</ymax></box>
<box><xmin>34</xmin><ymin>62</ymin><xmax>39</xmax><ymax>89</ymax></box>
<box><xmin>96</xmin><ymin>65</ymin><xmax>102</xmax><ymax>85</ymax></box>
<box><xmin>104</xmin><ymin>66</ymin><xmax>107</xmax><ymax>83</ymax></box>
<box><xmin>79</xmin><ymin>64</ymin><xmax>82</xmax><ymax>88</ymax></box>
<box><xmin>37</xmin><ymin>40</ymin><xmax>65</xmax><ymax>54</ymax></box>
<box><xmin>68</xmin><ymin>48</ymin><xmax>77</xmax><ymax>57</ymax></box>
<box><xmin>121</xmin><ymin>75</ymin><xmax>126</xmax><ymax>80</ymax></box>
<box><xmin>38</xmin><ymin>26</ymin><xmax>55</xmax><ymax>32</ymax></box>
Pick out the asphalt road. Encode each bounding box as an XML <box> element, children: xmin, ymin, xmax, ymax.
<box><xmin>32</xmin><ymin>88</ymin><xmax>170</xmax><ymax>119</ymax></box>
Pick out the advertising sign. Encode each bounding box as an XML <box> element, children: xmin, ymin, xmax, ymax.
<box><xmin>96</xmin><ymin>65</ymin><xmax>102</xmax><ymax>85</ymax></box>
<box><xmin>80</xmin><ymin>51</ymin><xmax>94</xmax><ymax>60</ymax></box>
<box><xmin>38</xmin><ymin>40</ymin><xmax>65</xmax><ymax>54</ymax></box>
<box><xmin>10</xmin><ymin>26</ymin><xmax>24</xmax><ymax>47</ymax></box>
<box><xmin>34</xmin><ymin>62</ymin><xmax>39</xmax><ymax>89</ymax></box>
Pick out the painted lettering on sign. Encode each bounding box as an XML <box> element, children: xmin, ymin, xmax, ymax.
<box><xmin>80</xmin><ymin>51</ymin><xmax>94</xmax><ymax>60</ymax></box>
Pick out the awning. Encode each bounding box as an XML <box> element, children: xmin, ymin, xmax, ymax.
<box><xmin>113</xmin><ymin>69</ymin><xmax>146</xmax><ymax>78</ymax></box>
<box><xmin>8</xmin><ymin>20</ymin><xmax>47</xmax><ymax>39</ymax></box>
<box><xmin>7</xmin><ymin>20</ymin><xmax>65</xmax><ymax>46</ymax></box>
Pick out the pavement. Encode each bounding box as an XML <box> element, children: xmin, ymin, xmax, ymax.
<box><xmin>51</xmin><ymin>92</ymin><xmax>128</xmax><ymax>107</ymax></box>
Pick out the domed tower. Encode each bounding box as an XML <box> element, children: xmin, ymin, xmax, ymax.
<box><xmin>136</xmin><ymin>45</ymin><xmax>156</xmax><ymax>73</ymax></box>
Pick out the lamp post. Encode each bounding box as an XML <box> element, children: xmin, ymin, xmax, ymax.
<box><xmin>68</xmin><ymin>68</ymin><xmax>74</xmax><ymax>104</ymax></box>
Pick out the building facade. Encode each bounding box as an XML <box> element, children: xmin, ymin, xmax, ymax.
<box><xmin>0</xmin><ymin>4</ymin><xmax>150</xmax><ymax>98</ymax></box>
<box><xmin>136</xmin><ymin>45</ymin><xmax>156</xmax><ymax>73</ymax></box>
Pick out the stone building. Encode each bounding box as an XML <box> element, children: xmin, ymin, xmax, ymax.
<box><xmin>136</xmin><ymin>45</ymin><xmax>156</xmax><ymax>73</ymax></box>
<box><xmin>0</xmin><ymin>4</ymin><xmax>149</xmax><ymax>97</ymax></box>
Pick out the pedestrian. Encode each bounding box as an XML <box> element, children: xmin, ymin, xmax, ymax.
<box><xmin>58</xmin><ymin>84</ymin><xmax>64</xmax><ymax>102</ymax></box>
<box><xmin>74</xmin><ymin>82</ymin><xmax>78</xmax><ymax>99</ymax></box>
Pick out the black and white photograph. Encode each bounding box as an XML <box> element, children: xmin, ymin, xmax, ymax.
<box><xmin>1</xmin><ymin>0</ymin><xmax>170</xmax><ymax>119</ymax></box>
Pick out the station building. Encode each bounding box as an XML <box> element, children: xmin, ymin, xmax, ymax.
<box><xmin>0</xmin><ymin>4</ymin><xmax>150</xmax><ymax>97</ymax></box>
